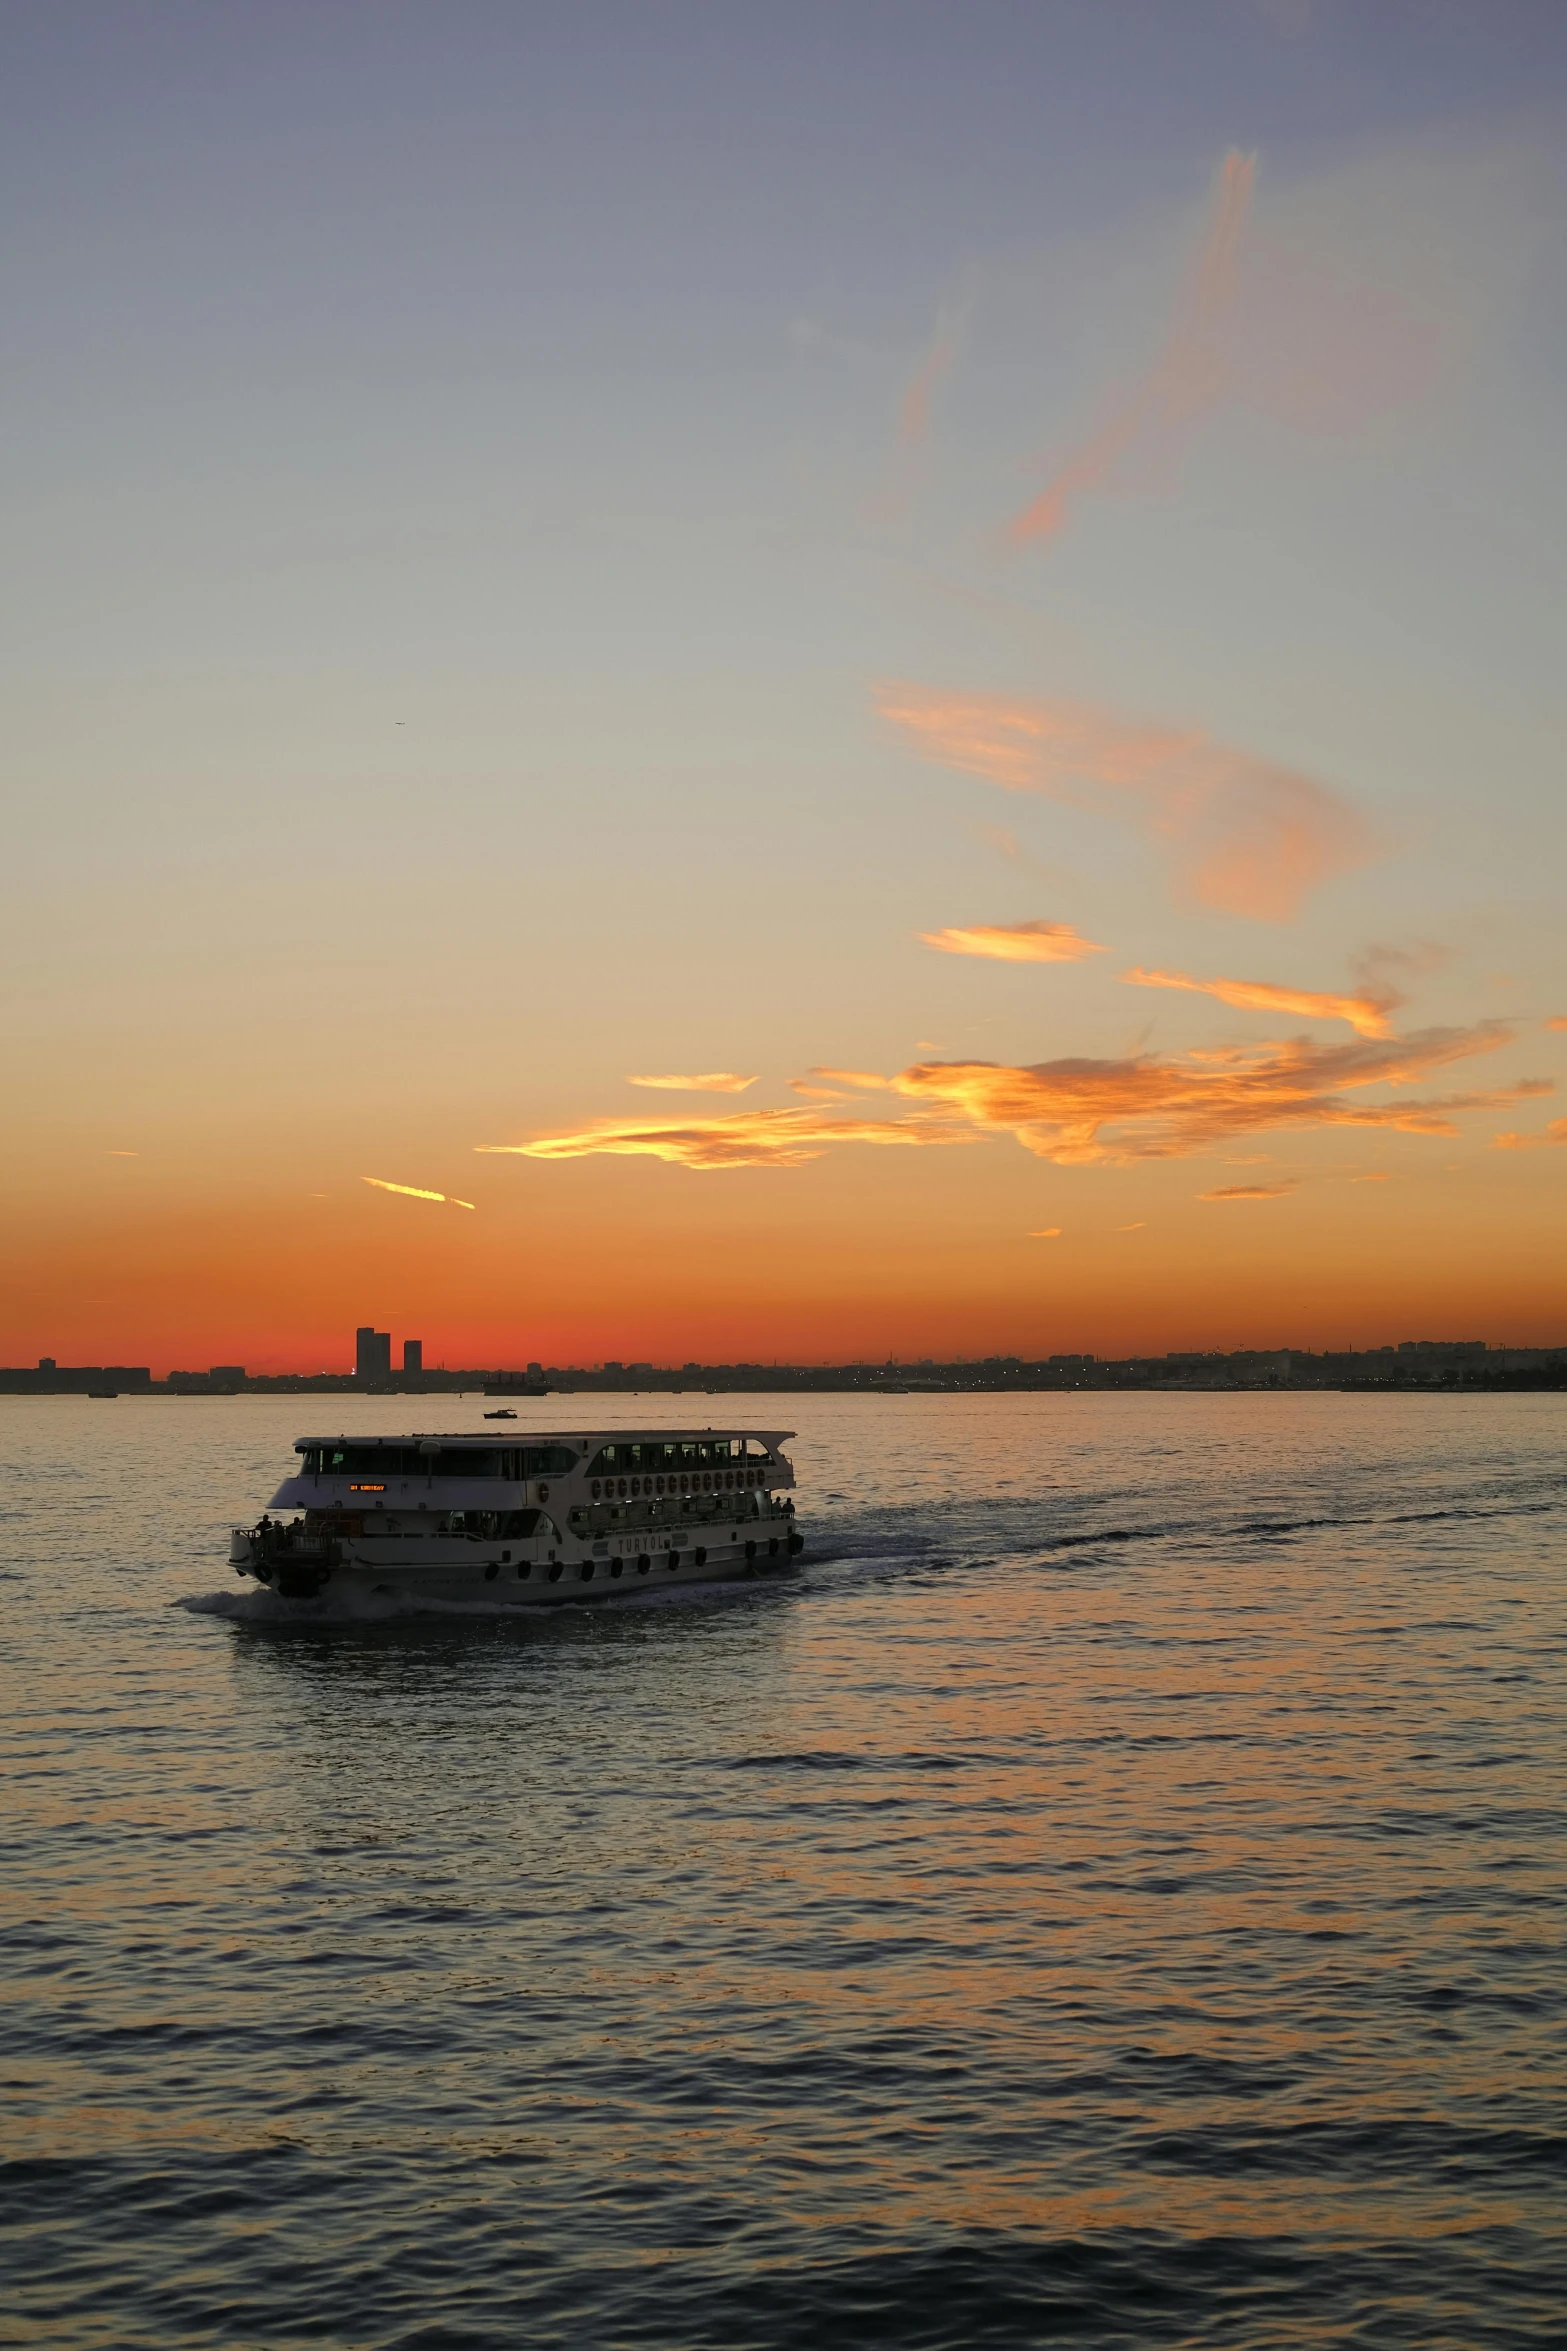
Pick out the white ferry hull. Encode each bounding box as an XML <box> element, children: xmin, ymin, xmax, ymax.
<box><xmin>232</xmin><ymin>1525</ymin><xmax>802</xmax><ymax>1608</ymax></box>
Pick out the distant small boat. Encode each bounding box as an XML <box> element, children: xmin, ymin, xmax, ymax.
<box><xmin>88</xmin><ymin>1390</ymin><xmax>119</xmax><ymax>1399</ymax></box>
<box><xmin>484</xmin><ymin>1407</ymin><xmax>517</xmax><ymax>1419</ymax></box>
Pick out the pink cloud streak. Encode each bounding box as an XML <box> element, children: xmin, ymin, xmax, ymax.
<box><xmin>877</xmin><ymin>681</ymin><xmax>1374</xmax><ymax>920</ymax></box>
<box><xmin>1009</xmin><ymin>149</ymin><xmax>1256</xmax><ymax>546</ymax></box>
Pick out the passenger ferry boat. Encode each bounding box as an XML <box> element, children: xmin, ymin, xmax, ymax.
<box><xmin>229</xmin><ymin>1427</ymin><xmax>802</xmax><ymax>1605</ymax></box>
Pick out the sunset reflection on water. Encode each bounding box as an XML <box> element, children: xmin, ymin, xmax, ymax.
<box><xmin>3</xmin><ymin>1392</ymin><xmax>1564</xmax><ymax>2346</ymax></box>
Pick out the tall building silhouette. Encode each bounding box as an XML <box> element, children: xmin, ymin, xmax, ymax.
<box><xmin>355</xmin><ymin>1327</ymin><xmax>392</xmax><ymax>1381</ymax></box>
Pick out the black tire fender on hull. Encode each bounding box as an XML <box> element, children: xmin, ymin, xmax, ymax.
<box><xmin>276</xmin><ymin>1565</ymin><xmax>332</xmax><ymax>1600</ymax></box>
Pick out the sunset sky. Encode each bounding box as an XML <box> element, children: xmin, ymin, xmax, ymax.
<box><xmin>4</xmin><ymin>1</ymin><xmax>1566</xmax><ymax>1371</ymax></box>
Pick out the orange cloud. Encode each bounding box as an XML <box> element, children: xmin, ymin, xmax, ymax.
<box><xmin>501</xmin><ymin>1027</ymin><xmax>1550</xmax><ymax>1180</ymax></box>
<box><xmin>477</xmin><ymin>1109</ymin><xmax>975</xmax><ymax>1172</ymax></box>
<box><xmin>1200</xmin><ymin>1181</ymin><xmax>1298</xmax><ymax>1200</ymax></box>
<box><xmin>1491</xmin><ymin>1118</ymin><xmax>1567</xmax><ymax>1151</ymax></box>
<box><xmin>363</xmin><ymin>1177</ymin><xmax>474</xmax><ymax>1208</ymax></box>
<box><xmin>887</xmin><ymin>1022</ymin><xmax>1548</xmax><ymax>1165</ymax></box>
<box><xmin>1546</xmin><ymin>1017</ymin><xmax>1567</xmax><ymax>1032</ymax></box>
<box><xmin>628</xmin><ymin>1072</ymin><xmax>758</xmax><ymax>1093</ymax></box>
<box><xmin>876</xmin><ymin>682</ymin><xmax>1373</xmax><ymax>919</ymax></box>
<box><xmin>1123</xmin><ymin>965</ymin><xmax>1396</xmax><ymax>1037</ymax></box>
<box><xmin>1009</xmin><ymin>149</ymin><xmax>1256</xmax><ymax>546</ymax></box>
<box><xmin>809</xmin><ymin>1069</ymin><xmax>891</xmax><ymax>1091</ymax></box>
<box><xmin>1028</xmin><ymin>1227</ymin><xmax>1062</xmax><ymax>1238</ymax></box>
<box><xmin>921</xmin><ymin>919</ymin><xmax>1105</xmax><ymax>963</ymax></box>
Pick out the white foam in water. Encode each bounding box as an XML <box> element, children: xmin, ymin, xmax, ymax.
<box><xmin>176</xmin><ymin>1585</ymin><xmax>415</xmax><ymax>1624</ymax></box>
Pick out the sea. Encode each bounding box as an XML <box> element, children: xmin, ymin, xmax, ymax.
<box><xmin>2</xmin><ymin>1390</ymin><xmax>1564</xmax><ymax>2349</ymax></box>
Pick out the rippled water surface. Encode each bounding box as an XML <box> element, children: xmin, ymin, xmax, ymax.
<box><xmin>3</xmin><ymin>1391</ymin><xmax>1565</xmax><ymax>2348</ymax></box>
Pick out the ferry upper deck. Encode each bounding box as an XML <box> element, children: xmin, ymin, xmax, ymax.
<box><xmin>269</xmin><ymin>1427</ymin><xmax>795</xmax><ymax>1510</ymax></box>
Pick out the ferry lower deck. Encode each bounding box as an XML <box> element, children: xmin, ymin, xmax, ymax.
<box><xmin>230</xmin><ymin>1425</ymin><xmax>802</xmax><ymax>1605</ymax></box>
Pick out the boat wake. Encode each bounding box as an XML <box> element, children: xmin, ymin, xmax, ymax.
<box><xmin>808</xmin><ymin>1485</ymin><xmax>1567</xmax><ymax>1579</ymax></box>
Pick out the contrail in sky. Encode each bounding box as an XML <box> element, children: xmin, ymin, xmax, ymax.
<box><xmin>363</xmin><ymin>1176</ymin><xmax>475</xmax><ymax>1209</ymax></box>
<box><xmin>1009</xmin><ymin>149</ymin><xmax>1257</xmax><ymax>546</ymax></box>
<box><xmin>871</xmin><ymin>302</ymin><xmax>966</xmax><ymax>525</ymax></box>
<box><xmin>897</xmin><ymin>306</ymin><xmax>964</xmax><ymax>456</ymax></box>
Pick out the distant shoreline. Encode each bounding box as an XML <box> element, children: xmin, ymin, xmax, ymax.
<box><xmin>4</xmin><ymin>1368</ymin><xmax>1564</xmax><ymax>1399</ymax></box>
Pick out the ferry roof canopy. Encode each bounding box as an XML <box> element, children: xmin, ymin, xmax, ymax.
<box><xmin>292</xmin><ymin>1427</ymin><xmax>796</xmax><ymax>1449</ymax></box>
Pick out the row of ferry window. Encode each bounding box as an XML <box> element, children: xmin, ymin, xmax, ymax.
<box><xmin>300</xmin><ymin>1441</ymin><xmax>763</xmax><ymax>1480</ymax></box>
<box><xmin>586</xmin><ymin>1438</ymin><xmax>768</xmax><ymax>1474</ymax></box>
<box><xmin>589</xmin><ymin>1467</ymin><xmax>767</xmax><ymax>1500</ymax></box>
<box><xmin>300</xmin><ymin>1444</ymin><xmax>579</xmax><ymax>1479</ymax></box>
